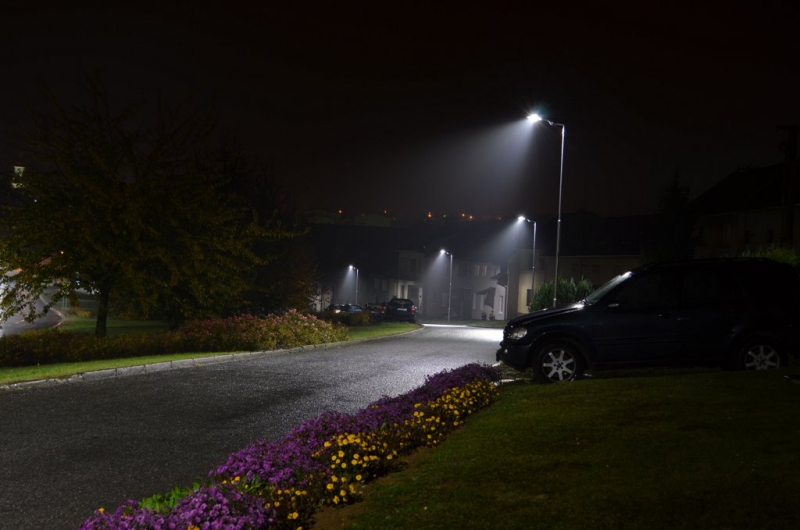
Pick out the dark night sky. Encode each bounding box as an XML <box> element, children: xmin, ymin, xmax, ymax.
<box><xmin>3</xmin><ymin>1</ymin><xmax>800</xmax><ymax>219</ymax></box>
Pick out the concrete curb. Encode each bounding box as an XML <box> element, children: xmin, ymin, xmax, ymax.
<box><xmin>0</xmin><ymin>327</ymin><xmax>424</xmax><ymax>392</ymax></box>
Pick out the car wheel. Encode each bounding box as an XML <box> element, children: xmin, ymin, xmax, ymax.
<box><xmin>739</xmin><ymin>339</ymin><xmax>784</xmax><ymax>370</ymax></box>
<box><xmin>532</xmin><ymin>341</ymin><xmax>585</xmax><ymax>384</ymax></box>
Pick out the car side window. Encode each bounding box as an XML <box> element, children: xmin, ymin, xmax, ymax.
<box><xmin>680</xmin><ymin>267</ymin><xmax>739</xmax><ymax>307</ymax></box>
<box><xmin>612</xmin><ymin>272</ymin><xmax>678</xmax><ymax>310</ymax></box>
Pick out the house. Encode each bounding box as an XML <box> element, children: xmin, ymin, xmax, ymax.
<box><xmin>691</xmin><ymin>163</ymin><xmax>800</xmax><ymax>257</ymax></box>
<box><xmin>306</xmin><ymin>210</ymin><xmax>659</xmax><ymax>320</ymax></box>
<box><xmin>305</xmin><ymin>216</ymin><xmax>508</xmax><ymax>319</ymax></box>
<box><xmin>504</xmin><ymin>211</ymin><xmax>650</xmax><ymax>318</ymax></box>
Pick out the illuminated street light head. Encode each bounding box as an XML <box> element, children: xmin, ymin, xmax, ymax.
<box><xmin>517</xmin><ymin>215</ymin><xmax>526</xmax><ymax>222</ymax></box>
<box><xmin>526</xmin><ymin>113</ymin><xmax>542</xmax><ymax>123</ymax></box>
<box><xmin>349</xmin><ymin>265</ymin><xmax>356</xmax><ymax>270</ymax></box>
<box><xmin>440</xmin><ymin>249</ymin><xmax>446</xmax><ymax>254</ymax></box>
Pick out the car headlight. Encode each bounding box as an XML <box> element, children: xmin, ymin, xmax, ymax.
<box><xmin>507</xmin><ymin>327</ymin><xmax>528</xmax><ymax>341</ymax></box>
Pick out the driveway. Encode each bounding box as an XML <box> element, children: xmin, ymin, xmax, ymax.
<box><xmin>0</xmin><ymin>324</ymin><xmax>501</xmax><ymax>530</ymax></box>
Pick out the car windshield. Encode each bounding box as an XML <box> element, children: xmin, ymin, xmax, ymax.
<box><xmin>584</xmin><ymin>271</ymin><xmax>632</xmax><ymax>304</ymax></box>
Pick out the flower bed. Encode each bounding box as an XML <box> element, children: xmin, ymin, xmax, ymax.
<box><xmin>80</xmin><ymin>363</ymin><xmax>500</xmax><ymax>529</ymax></box>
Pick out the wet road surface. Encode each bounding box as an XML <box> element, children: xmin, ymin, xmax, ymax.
<box><xmin>0</xmin><ymin>325</ymin><xmax>501</xmax><ymax>529</ymax></box>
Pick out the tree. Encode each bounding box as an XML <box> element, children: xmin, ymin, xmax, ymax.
<box><xmin>644</xmin><ymin>173</ymin><xmax>696</xmax><ymax>262</ymax></box>
<box><xmin>0</xmin><ymin>81</ymin><xmax>285</xmax><ymax>336</ymax></box>
<box><xmin>202</xmin><ymin>144</ymin><xmax>318</xmax><ymax>315</ymax></box>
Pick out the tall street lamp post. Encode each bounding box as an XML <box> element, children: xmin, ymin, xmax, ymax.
<box><xmin>518</xmin><ymin>216</ymin><xmax>537</xmax><ymax>311</ymax></box>
<box><xmin>349</xmin><ymin>265</ymin><xmax>359</xmax><ymax>305</ymax></box>
<box><xmin>440</xmin><ymin>250</ymin><xmax>453</xmax><ymax>324</ymax></box>
<box><xmin>527</xmin><ymin>113</ymin><xmax>565</xmax><ymax>308</ymax></box>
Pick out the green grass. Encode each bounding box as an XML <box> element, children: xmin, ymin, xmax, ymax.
<box><xmin>320</xmin><ymin>367</ymin><xmax>800</xmax><ymax>530</ymax></box>
<box><xmin>0</xmin><ymin>351</ymin><xmax>230</xmax><ymax>385</ymax></box>
<box><xmin>60</xmin><ymin>316</ymin><xmax>171</xmax><ymax>336</ymax></box>
<box><xmin>347</xmin><ymin>322</ymin><xmax>420</xmax><ymax>340</ymax></box>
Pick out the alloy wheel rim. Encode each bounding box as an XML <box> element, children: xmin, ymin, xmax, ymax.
<box><xmin>542</xmin><ymin>349</ymin><xmax>576</xmax><ymax>381</ymax></box>
<box><xmin>743</xmin><ymin>344</ymin><xmax>780</xmax><ymax>370</ymax></box>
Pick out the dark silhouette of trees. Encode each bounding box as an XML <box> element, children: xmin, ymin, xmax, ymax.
<box><xmin>644</xmin><ymin>173</ymin><xmax>696</xmax><ymax>263</ymax></box>
<box><xmin>0</xmin><ymin>80</ymin><xmax>297</xmax><ymax>336</ymax></box>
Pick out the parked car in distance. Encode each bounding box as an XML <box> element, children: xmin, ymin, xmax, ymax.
<box><xmin>384</xmin><ymin>298</ymin><xmax>417</xmax><ymax>323</ymax></box>
<box><xmin>497</xmin><ymin>258</ymin><xmax>800</xmax><ymax>384</ymax></box>
<box><xmin>343</xmin><ymin>304</ymin><xmax>363</xmax><ymax>312</ymax></box>
<box><xmin>325</xmin><ymin>304</ymin><xmax>345</xmax><ymax>313</ymax></box>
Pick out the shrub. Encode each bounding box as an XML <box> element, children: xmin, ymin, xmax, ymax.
<box><xmin>741</xmin><ymin>246</ymin><xmax>800</xmax><ymax>269</ymax></box>
<box><xmin>0</xmin><ymin>311</ymin><xmax>348</xmax><ymax>368</ymax></box>
<box><xmin>530</xmin><ymin>277</ymin><xmax>594</xmax><ymax>311</ymax></box>
<box><xmin>346</xmin><ymin>311</ymin><xmax>370</xmax><ymax>326</ymax></box>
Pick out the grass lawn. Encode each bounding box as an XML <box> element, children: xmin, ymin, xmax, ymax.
<box><xmin>59</xmin><ymin>315</ymin><xmax>171</xmax><ymax>336</ymax></box>
<box><xmin>348</xmin><ymin>322</ymin><xmax>420</xmax><ymax>340</ymax></box>
<box><xmin>314</xmin><ymin>366</ymin><xmax>800</xmax><ymax>530</ymax></box>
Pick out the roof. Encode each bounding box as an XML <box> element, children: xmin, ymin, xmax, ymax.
<box><xmin>690</xmin><ymin>164</ymin><xmax>795</xmax><ymax>215</ymax></box>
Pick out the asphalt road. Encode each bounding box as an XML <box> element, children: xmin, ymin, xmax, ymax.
<box><xmin>0</xmin><ymin>298</ymin><xmax>64</xmax><ymax>338</ymax></box>
<box><xmin>0</xmin><ymin>324</ymin><xmax>502</xmax><ymax>530</ymax></box>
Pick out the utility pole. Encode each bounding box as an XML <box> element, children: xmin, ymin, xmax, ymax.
<box><xmin>778</xmin><ymin>125</ymin><xmax>799</xmax><ymax>248</ymax></box>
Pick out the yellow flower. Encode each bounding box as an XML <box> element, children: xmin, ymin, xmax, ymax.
<box><xmin>340</xmin><ymin>489</ymin><xmax>347</xmax><ymax>497</ymax></box>
<box><xmin>98</xmin><ymin>508</ymin><xmax>105</xmax><ymax>514</ymax></box>
<box><xmin>327</xmin><ymin>483</ymin><xmax>334</xmax><ymax>490</ymax></box>
<box><xmin>356</xmin><ymin>474</ymin><xmax>362</xmax><ymax>481</ymax></box>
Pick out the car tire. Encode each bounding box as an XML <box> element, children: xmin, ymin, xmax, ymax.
<box><xmin>738</xmin><ymin>338</ymin><xmax>785</xmax><ymax>371</ymax></box>
<box><xmin>532</xmin><ymin>340</ymin><xmax>585</xmax><ymax>384</ymax></box>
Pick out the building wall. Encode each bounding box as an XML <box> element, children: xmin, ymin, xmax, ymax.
<box><xmin>694</xmin><ymin>205</ymin><xmax>800</xmax><ymax>258</ymax></box>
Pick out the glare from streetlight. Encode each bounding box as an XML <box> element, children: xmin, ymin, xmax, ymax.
<box><xmin>348</xmin><ymin>265</ymin><xmax>359</xmax><ymax>304</ymax></box>
<box><xmin>526</xmin><ymin>113</ymin><xmax>542</xmax><ymax>123</ymax></box>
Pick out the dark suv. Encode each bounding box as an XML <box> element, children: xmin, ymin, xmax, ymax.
<box><xmin>497</xmin><ymin>258</ymin><xmax>800</xmax><ymax>383</ymax></box>
<box><xmin>385</xmin><ymin>298</ymin><xmax>417</xmax><ymax>323</ymax></box>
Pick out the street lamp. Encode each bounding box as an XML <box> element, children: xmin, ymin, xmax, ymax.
<box><xmin>439</xmin><ymin>249</ymin><xmax>453</xmax><ymax>323</ymax></box>
<box><xmin>517</xmin><ymin>216</ymin><xmax>537</xmax><ymax>311</ymax></box>
<box><xmin>527</xmin><ymin>112</ymin><xmax>565</xmax><ymax>308</ymax></box>
<box><xmin>349</xmin><ymin>265</ymin><xmax>359</xmax><ymax>305</ymax></box>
